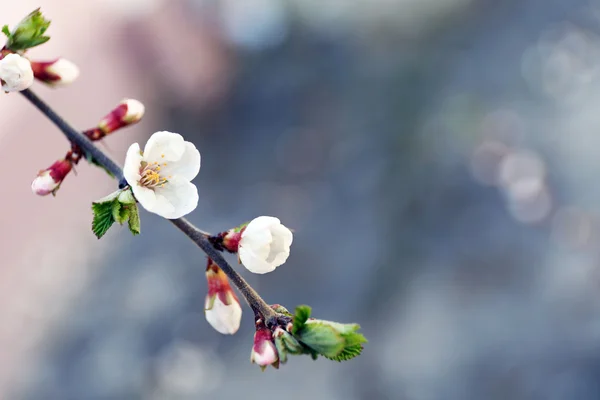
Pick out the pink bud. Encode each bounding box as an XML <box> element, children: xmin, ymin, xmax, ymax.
<box><xmin>98</xmin><ymin>99</ymin><xmax>145</xmax><ymax>134</ymax></box>
<box><xmin>205</xmin><ymin>259</ymin><xmax>242</xmax><ymax>335</ymax></box>
<box><xmin>30</xmin><ymin>58</ymin><xmax>79</xmax><ymax>87</ymax></box>
<box><xmin>31</xmin><ymin>158</ymin><xmax>72</xmax><ymax>196</ymax></box>
<box><xmin>250</xmin><ymin>322</ymin><xmax>279</xmax><ymax>369</ymax></box>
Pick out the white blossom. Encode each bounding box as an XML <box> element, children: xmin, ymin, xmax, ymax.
<box><xmin>238</xmin><ymin>216</ymin><xmax>293</xmax><ymax>274</ymax></box>
<box><xmin>0</xmin><ymin>53</ymin><xmax>34</xmax><ymax>92</ymax></box>
<box><xmin>205</xmin><ymin>294</ymin><xmax>242</xmax><ymax>335</ymax></box>
<box><xmin>123</xmin><ymin>131</ymin><xmax>200</xmax><ymax>219</ymax></box>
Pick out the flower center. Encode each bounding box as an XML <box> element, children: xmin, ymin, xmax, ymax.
<box><xmin>139</xmin><ymin>160</ymin><xmax>171</xmax><ymax>189</ymax></box>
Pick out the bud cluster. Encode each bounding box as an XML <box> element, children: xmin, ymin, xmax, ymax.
<box><xmin>32</xmin><ymin>99</ymin><xmax>145</xmax><ymax>196</ymax></box>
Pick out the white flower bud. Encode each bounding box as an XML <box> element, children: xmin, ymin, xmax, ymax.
<box><xmin>31</xmin><ymin>170</ymin><xmax>59</xmax><ymax>196</ymax></box>
<box><xmin>42</xmin><ymin>58</ymin><xmax>79</xmax><ymax>86</ymax></box>
<box><xmin>238</xmin><ymin>216</ymin><xmax>293</xmax><ymax>274</ymax></box>
<box><xmin>121</xmin><ymin>99</ymin><xmax>145</xmax><ymax>124</ymax></box>
<box><xmin>0</xmin><ymin>53</ymin><xmax>34</xmax><ymax>92</ymax></box>
<box><xmin>251</xmin><ymin>325</ymin><xmax>279</xmax><ymax>368</ymax></box>
<box><xmin>205</xmin><ymin>294</ymin><xmax>242</xmax><ymax>335</ymax></box>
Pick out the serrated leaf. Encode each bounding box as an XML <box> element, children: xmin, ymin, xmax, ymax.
<box><xmin>323</xmin><ymin>344</ymin><xmax>364</xmax><ymax>361</ymax></box>
<box><xmin>92</xmin><ymin>200</ymin><xmax>115</xmax><ymax>239</ymax></box>
<box><xmin>292</xmin><ymin>305</ymin><xmax>311</xmax><ymax>335</ymax></box>
<box><xmin>92</xmin><ymin>188</ymin><xmax>140</xmax><ymax>238</ymax></box>
<box><xmin>340</xmin><ymin>330</ymin><xmax>368</xmax><ymax>348</ymax></box>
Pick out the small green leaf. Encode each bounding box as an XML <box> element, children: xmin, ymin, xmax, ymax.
<box><xmin>92</xmin><ymin>188</ymin><xmax>141</xmax><ymax>238</ymax></box>
<box><xmin>92</xmin><ymin>200</ymin><xmax>115</xmax><ymax>239</ymax></box>
<box><xmin>270</xmin><ymin>304</ymin><xmax>292</xmax><ymax>316</ymax></box>
<box><xmin>112</xmin><ymin>201</ymin><xmax>130</xmax><ymax>224</ymax></box>
<box><xmin>127</xmin><ymin>203</ymin><xmax>141</xmax><ymax>236</ymax></box>
<box><xmin>288</xmin><ymin>305</ymin><xmax>367</xmax><ymax>362</ymax></box>
<box><xmin>292</xmin><ymin>305</ymin><xmax>311</xmax><ymax>335</ymax></box>
<box><xmin>5</xmin><ymin>8</ymin><xmax>51</xmax><ymax>51</ymax></box>
<box><xmin>323</xmin><ymin>344</ymin><xmax>364</xmax><ymax>361</ymax></box>
<box><xmin>274</xmin><ymin>334</ymin><xmax>289</xmax><ymax>364</ymax></box>
<box><xmin>294</xmin><ymin>322</ymin><xmax>345</xmax><ymax>358</ymax></box>
<box><xmin>2</xmin><ymin>25</ymin><xmax>11</xmax><ymax>39</ymax></box>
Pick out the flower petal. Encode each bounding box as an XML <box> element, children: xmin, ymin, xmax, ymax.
<box><xmin>244</xmin><ymin>216</ymin><xmax>280</xmax><ymax>236</ymax></box>
<box><xmin>143</xmin><ymin>131</ymin><xmax>186</xmax><ymax>163</ymax></box>
<box><xmin>131</xmin><ymin>184</ymin><xmax>160</xmax><ymax>213</ymax></box>
<box><xmin>205</xmin><ymin>296</ymin><xmax>242</xmax><ymax>335</ymax></box>
<box><xmin>160</xmin><ymin>141</ymin><xmax>201</xmax><ymax>181</ymax></box>
<box><xmin>123</xmin><ymin>143</ymin><xmax>143</xmax><ymax>186</ymax></box>
<box><xmin>150</xmin><ymin>177</ymin><xmax>199</xmax><ymax>219</ymax></box>
<box><xmin>239</xmin><ymin>246</ymin><xmax>277</xmax><ymax>274</ymax></box>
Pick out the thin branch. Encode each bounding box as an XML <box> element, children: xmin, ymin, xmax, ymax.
<box><xmin>171</xmin><ymin>218</ymin><xmax>278</xmax><ymax>322</ymax></box>
<box><xmin>20</xmin><ymin>88</ymin><xmax>279</xmax><ymax>324</ymax></box>
<box><xmin>21</xmin><ymin>89</ymin><xmax>124</xmax><ymax>183</ymax></box>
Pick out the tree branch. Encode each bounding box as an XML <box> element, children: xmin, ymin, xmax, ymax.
<box><xmin>20</xmin><ymin>88</ymin><xmax>279</xmax><ymax>324</ymax></box>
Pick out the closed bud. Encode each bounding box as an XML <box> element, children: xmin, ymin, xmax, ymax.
<box><xmin>0</xmin><ymin>53</ymin><xmax>34</xmax><ymax>92</ymax></box>
<box><xmin>31</xmin><ymin>158</ymin><xmax>72</xmax><ymax>196</ymax></box>
<box><xmin>212</xmin><ymin>217</ymin><xmax>293</xmax><ymax>274</ymax></box>
<box><xmin>30</xmin><ymin>58</ymin><xmax>79</xmax><ymax>87</ymax></box>
<box><xmin>251</xmin><ymin>320</ymin><xmax>279</xmax><ymax>370</ymax></box>
<box><xmin>204</xmin><ymin>259</ymin><xmax>242</xmax><ymax>335</ymax></box>
<box><xmin>98</xmin><ymin>99</ymin><xmax>145</xmax><ymax>134</ymax></box>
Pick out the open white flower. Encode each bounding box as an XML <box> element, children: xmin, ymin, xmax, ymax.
<box><xmin>0</xmin><ymin>53</ymin><xmax>34</xmax><ymax>92</ymax></box>
<box><xmin>239</xmin><ymin>216</ymin><xmax>293</xmax><ymax>274</ymax></box>
<box><xmin>123</xmin><ymin>131</ymin><xmax>200</xmax><ymax>219</ymax></box>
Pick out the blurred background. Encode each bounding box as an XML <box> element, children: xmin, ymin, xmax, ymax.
<box><xmin>3</xmin><ymin>0</ymin><xmax>600</xmax><ymax>399</ymax></box>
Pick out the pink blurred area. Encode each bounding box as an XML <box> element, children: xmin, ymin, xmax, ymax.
<box><xmin>0</xmin><ymin>1</ymin><xmax>229</xmax><ymax>395</ymax></box>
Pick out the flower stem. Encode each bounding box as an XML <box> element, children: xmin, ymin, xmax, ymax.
<box><xmin>170</xmin><ymin>218</ymin><xmax>278</xmax><ymax>322</ymax></box>
<box><xmin>20</xmin><ymin>88</ymin><xmax>279</xmax><ymax>324</ymax></box>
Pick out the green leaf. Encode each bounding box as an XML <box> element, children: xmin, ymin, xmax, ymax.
<box><xmin>323</xmin><ymin>344</ymin><xmax>364</xmax><ymax>361</ymax></box>
<box><xmin>112</xmin><ymin>201</ymin><xmax>129</xmax><ymax>224</ymax></box>
<box><xmin>291</xmin><ymin>305</ymin><xmax>311</xmax><ymax>335</ymax></box>
<box><xmin>127</xmin><ymin>203</ymin><xmax>141</xmax><ymax>236</ymax></box>
<box><xmin>92</xmin><ymin>188</ymin><xmax>141</xmax><ymax>238</ymax></box>
<box><xmin>5</xmin><ymin>8</ymin><xmax>51</xmax><ymax>51</ymax></box>
<box><xmin>270</xmin><ymin>304</ymin><xmax>292</xmax><ymax>316</ymax></box>
<box><xmin>92</xmin><ymin>200</ymin><xmax>115</xmax><ymax>239</ymax></box>
<box><xmin>288</xmin><ymin>305</ymin><xmax>367</xmax><ymax>362</ymax></box>
<box><xmin>294</xmin><ymin>321</ymin><xmax>345</xmax><ymax>358</ymax></box>
<box><xmin>2</xmin><ymin>25</ymin><xmax>11</xmax><ymax>39</ymax></box>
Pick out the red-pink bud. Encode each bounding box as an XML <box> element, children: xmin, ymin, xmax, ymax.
<box><xmin>98</xmin><ymin>99</ymin><xmax>145</xmax><ymax>134</ymax></box>
<box><xmin>30</xmin><ymin>58</ymin><xmax>79</xmax><ymax>87</ymax></box>
<box><xmin>250</xmin><ymin>321</ymin><xmax>279</xmax><ymax>370</ymax></box>
<box><xmin>31</xmin><ymin>158</ymin><xmax>73</xmax><ymax>196</ymax></box>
